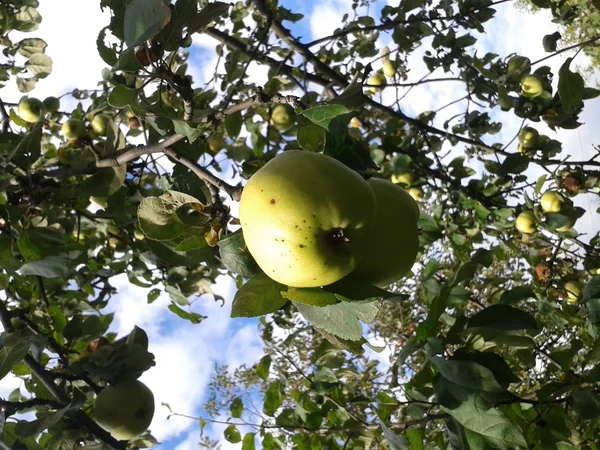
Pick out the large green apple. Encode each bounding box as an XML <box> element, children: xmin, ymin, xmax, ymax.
<box><xmin>91</xmin><ymin>113</ymin><xmax>112</xmax><ymax>136</ymax></box>
<box><xmin>94</xmin><ymin>380</ymin><xmax>155</xmax><ymax>440</ymax></box>
<box><xmin>352</xmin><ymin>178</ymin><xmax>419</xmax><ymax>287</ymax></box>
<box><xmin>521</xmin><ymin>74</ymin><xmax>544</xmax><ymax>98</ymax></box>
<box><xmin>540</xmin><ymin>191</ymin><xmax>564</xmax><ymax>213</ymax></box>
<box><xmin>62</xmin><ymin>118</ymin><xmax>86</xmax><ymax>140</ymax></box>
<box><xmin>270</xmin><ymin>104</ymin><xmax>295</xmax><ymax>131</ymax></box>
<box><xmin>515</xmin><ymin>210</ymin><xmax>536</xmax><ymax>234</ymax></box>
<box><xmin>17</xmin><ymin>97</ymin><xmax>45</xmax><ymax>123</ymax></box>
<box><xmin>239</xmin><ymin>150</ymin><xmax>377</xmax><ymax>287</ymax></box>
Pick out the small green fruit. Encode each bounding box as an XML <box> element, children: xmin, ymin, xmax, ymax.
<box><xmin>521</xmin><ymin>74</ymin><xmax>544</xmax><ymax>98</ymax></box>
<box><xmin>94</xmin><ymin>380</ymin><xmax>155</xmax><ymax>440</ymax></box>
<box><xmin>382</xmin><ymin>60</ymin><xmax>395</xmax><ymax>78</ymax></box>
<box><xmin>391</xmin><ymin>171</ymin><xmax>414</xmax><ymax>186</ymax></box>
<box><xmin>506</xmin><ymin>55</ymin><xmax>531</xmax><ymax>81</ymax></box>
<box><xmin>367</xmin><ymin>72</ymin><xmax>386</xmax><ymax>93</ymax></box>
<box><xmin>62</xmin><ymin>118</ymin><xmax>86</xmax><ymax>140</ymax></box>
<box><xmin>515</xmin><ymin>210</ymin><xmax>536</xmax><ymax>234</ymax></box>
<box><xmin>207</xmin><ymin>133</ymin><xmax>225</xmax><ymax>153</ymax></box>
<box><xmin>91</xmin><ymin>114</ymin><xmax>112</xmax><ymax>136</ymax></box>
<box><xmin>18</xmin><ymin>97</ymin><xmax>45</xmax><ymax>123</ymax></box>
<box><xmin>564</xmin><ymin>280</ymin><xmax>583</xmax><ymax>303</ymax></box>
<box><xmin>43</xmin><ymin>96</ymin><xmax>60</xmax><ymax>113</ymax></box>
<box><xmin>270</xmin><ymin>104</ymin><xmax>295</xmax><ymax>132</ymax></box>
<box><xmin>518</xmin><ymin>127</ymin><xmax>539</xmax><ymax>149</ymax></box>
<box><xmin>540</xmin><ymin>191</ymin><xmax>564</xmax><ymax>213</ymax></box>
<box><xmin>408</xmin><ymin>187</ymin><xmax>424</xmax><ymax>201</ymax></box>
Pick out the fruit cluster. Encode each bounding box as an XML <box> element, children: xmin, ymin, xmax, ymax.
<box><xmin>239</xmin><ymin>150</ymin><xmax>420</xmax><ymax>288</ymax></box>
<box><xmin>515</xmin><ymin>190</ymin><xmax>579</xmax><ymax>235</ymax></box>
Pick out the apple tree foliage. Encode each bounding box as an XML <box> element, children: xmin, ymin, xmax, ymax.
<box><xmin>1</xmin><ymin>0</ymin><xmax>600</xmax><ymax>449</ymax></box>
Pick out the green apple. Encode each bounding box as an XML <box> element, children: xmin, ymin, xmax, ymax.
<box><xmin>91</xmin><ymin>113</ymin><xmax>112</xmax><ymax>136</ymax></box>
<box><xmin>518</xmin><ymin>127</ymin><xmax>539</xmax><ymax>149</ymax></box>
<box><xmin>367</xmin><ymin>72</ymin><xmax>386</xmax><ymax>93</ymax></box>
<box><xmin>540</xmin><ymin>191</ymin><xmax>564</xmax><ymax>213</ymax></box>
<box><xmin>564</xmin><ymin>280</ymin><xmax>583</xmax><ymax>303</ymax></box>
<box><xmin>391</xmin><ymin>171</ymin><xmax>414</xmax><ymax>186</ymax></box>
<box><xmin>17</xmin><ymin>97</ymin><xmax>45</xmax><ymax>123</ymax></box>
<box><xmin>350</xmin><ymin>117</ymin><xmax>361</xmax><ymax>128</ymax></box>
<box><xmin>352</xmin><ymin>178</ymin><xmax>420</xmax><ymax>287</ymax></box>
<box><xmin>521</xmin><ymin>74</ymin><xmax>544</xmax><ymax>98</ymax></box>
<box><xmin>515</xmin><ymin>210</ymin><xmax>536</xmax><ymax>234</ymax></box>
<box><xmin>555</xmin><ymin>205</ymin><xmax>578</xmax><ymax>232</ymax></box>
<box><xmin>207</xmin><ymin>133</ymin><xmax>225</xmax><ymax>153</ymax></box>
<box><xmin>382</xmin><ymin>60</ymin><xmax>396</xmax><ymax>78</ymax></box>
<box><xmin>408</xmin><ymin>187</ymin><xmax>424</xmax><ymax>201</ymax></box>
<box><xmin>239</xmin><ymin>150</ymin><xmax>377</xmax><ymax>287</ymax></box>
<box><xmin>270</xmin><ymin>104</ymin><xmax>295</xmax><ymax>131</ymax></box>
<box><xmin>90</xmin><ymin>197</ymin><xmax>108</xmax><ymax>208</ymax></box>
<box><xmin>62</xmin><ymin>118</ymin><xmax>86</xmax><ymax>140</ymax></box>
<box><xmin>94</xmin><ymin>380</ymin><xmax>155</xmax><ymax>440</ymax></box>
<box><xmin>506</xmin><ymin>55</ymin><xmax>531</xmax><ymax>81</ymax></box>
<box><xmin>43</xmin><ymin>96</ymin><xmax>60</xmax><ymax>113</ymax></box>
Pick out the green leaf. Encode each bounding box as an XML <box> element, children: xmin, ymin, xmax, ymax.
<box><xmin>297</xmin><ymin>118</ymin><xmax>326</xmax><ymax>152</ymax></box>
<box><xmin>224</xmin><ymin>425</ymin><xmax>242</xmax><ymax>443</ymax></box>
<box><xmin>124</xmin><ymin>0</ymin><xmax>172</xmax><ymax>48</ymax></box>
<box><xmin>13</xmin><ymin>38</ymin><xmax>47</xmax><ymax>58</ymax></box>
<box><xmin>19</xmin><ymin>256</ymin><xmax>70</xmax><ymax>278</ymax></box>
<box><xmin>294</xmin><ymin>299</ymin><xmax>379</xmax><ymax>341</ymax></box>
<box><xmin>231</xmin><ymin>274</ymin><xmax>288</xmax><ymax>318</ymax></box>
<box><xmin>138</xmin><ymin>190</ymin><xmax>202</xmax><ymax>241</ymax></box>
<box><xmin>147</xmin><ymin>289</ymin><xmax>161</xmax><ymax>304</ymax></box>
<box><xmin>230</xmin><ymin>397</ymin><xmax>243</xmax><ymax>419</ymax></box>
<box><xmin>500</xmin><ymin>153</ymin><xmax>529</xmax><ymax>174</ymax></box>
<box><xmin>313</xmin><ymin>327</ymin><xmax>367</xmax><ymax>354</ymax></box>
<box><xmin>430</xmin><ymin>356</ymin><xmax>509</xmax><ymax>409</ymax></box>
<box><xmin>572</xmin><ymin>390</ymin><xmax>600</xmax><ymax>420</ymax></box>
<box><xmin>395</xmin><ymin>337</ymin><xmax>424</xmax><ymax>366</ymax></box>
<box><xmin>217</xmin><ymin>231</ymin><xmax>261</xmax><ymax>278</ymax></box>
<box><xmin>172</xmin><ymin>120</ymin><xmax>202</xmax><ymax>144</ymax></box>
<box><xmin>467</xmin><ymin>304</ymin><xmax>538</xmax><ymax>331</ymax></box>
<box><xmin>242</xmin><ymin>432</ymin><xmax>256</xmax><ymax>450</ymax></box>
<box><xmin>314</xmin><ymin>366</ymin><xmax>337</xmax><ymax>383</ymax></box>
<box><xmin>7</xmin><ymin>123</ymin><xmax>42</xmax><ymax>165</ymax></box>
<box><xmin>499</xmin><ymin>286</ymin><xmax>535</xmax><ymax>305</ymax></box>
<box><xmin>443</xmin><ymin>400</ymin><xmax>527</xmax><ymax>449</ymax></box>
<box><xmin>97</xmin><ymin>27</ymin><xmax>118</xmax><ymax>65</ymax></box>
<box><xmin>174</xmin><ymin>235</ymin><xmax>208</xmax><ymax>252</ymax></box>
<box><xmin>108</xmin><ymin>85</ymin><xmax>140</xmax><ymax>109</ymax></box>
<box><xmin>452</xmin><ymin>349</ymin><xmax>519</xmax><ymax>389</ymax></box>
<box><xmin>187</xmin><ymin>2</ymin><xmax>231</xmax><ymax>34</ymax></box>
<box><xmin>323</xmin><ymin>277</ymin><xmax>396</xmax><ymax>301</ymax></box>
<box><xmin>282</xmin><ymin>287</ymin><xmax>338</xmax><ymax>307</ymax></box>
<box><xmin>167</xmin><ymin>303</ymin><xmax>206</xmax><ymax>324</ymax></box>
<box><xmin>256</xmin><ymin>355</ymin><xmax>271</xmax><ymax>380</ymax></box>
<box><xmin>558</xmin><ymin>58</ymin><xmax>585</xmax><ymax>113</ymax></box>
<box><xmin>25</xmin><ymin>53</ymin><xmax>52</xmax><ymax>78</ymax></box>
<box><xmin>263</xmin><ymin>381</ymin><xmax>284</xmax><ymax>416</ymax></box>
<box><xmin>379</xmin><ymin>420</ymin><xmax>410</xmax><ymax>450</ymax></box>
<box><xmin>113</xmin><ymin>47</ymin><xmax>143</xmax><ymax>72</ymax></box>
<box><xmin>79</xmin><ymin>166</ymin><xmax>126</xmax><ymax>197</ymax></box>
<box><xmin>225</xmin><ymin>111</ymin><xmax>243</xmax><ymax>138</ymax></box>
<box><xmin>543</xmin><ymin>31</ymin><xmax>561</xmax><ymax>52</ymax></box>
<box><xmin>0</xmin><ymin>333</ymin><xmax>31</xmax><ymax>382</ymax></box>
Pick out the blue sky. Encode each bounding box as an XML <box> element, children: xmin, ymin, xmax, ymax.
<box><xmin>1</xmin><ymin>1</ymin><xmax>600</xmax><ymax>449</ymax></box>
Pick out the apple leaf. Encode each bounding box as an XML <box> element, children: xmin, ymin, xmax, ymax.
<box><xmin>379</xmin><ymin>419</ymin><xmax>410</xmax><ymax>450</ymax></box>
<box><xmin>167</xmin><ymin>304</ymin><xmax>206</xmax><ymax>324</ymax></box>
<box><xmin>543</xmin><ymin>31</ymin><xmax>561</xmax><ymax>52</ymax></box>
<box><xmin>138</xmin><ymin>190</ymin><xmax>202</xmax><ymax>241</ymax></box>
<box><xmin>294</xmin><ymin>299</ymin><xmax>380</xmax><ymax>341</ymax></box>
<box><xmin>13</xmin><ymin>38</ymin><xmax>47</xmax><ymax>58</ymax></box>
<box><xmin>187</xmin><ymin>2</ymin><xmax>231</xmax><ymax>35</ymax></box>
<box><xmin>499</xmin><ymin>286</ymin><xmax>535</xmax><ymax>305</ymax></box>
<box><xmin>466</xmin><ymin>304</ymin><xmax>538</xmax><ymax>331</ymax></box>
<box><xmin>282</xmin><ymin>288</ymin><xmax>338</xmax><ymax>306</ymax></box>
<box><xmin>108</xmin><ymin>85</ymin><xmax>140</xmax><ymax>109</ymax></box>
<box><xmin>217</xmin><ymin>231</ymin><xmax>261</xmax><ymax>279</ymax></box>
<box><xmin>572</xmin><ymin>390</ymin><xmax>600</xmax><ymax>420</ymax></box>
<box><xmin>25</xmin><ymin>53</ymin><xmax>52</xmax><ymax>78</ymax></box>
<box><xmin>7</xmin><ymin>123</ymin><xmax>42</xmax><ymax>167</ymax></box>
<box><xmin>19</xmin><ymin>256</ymin><xmax>71</xmax><ymax>278</ymax></box>
<box><xmin>79</xmin><ymin>166</ymin><xmax>126</xmax><ymax>197</ymax></box>
<box><xmin>124</xmin><ymin>0</ymin><xmax>172</xmax><ymax>48</ymax></box>
<box><xmin>297</xmin><ymin>117</ymin><xmax>326</xmax><ymax>153</ymax></box>
<box><xmin>97</xmin><ymin>27</ymin><xmax>118</xmax><ymax>66</ymax></box>
<box><xmin>558</xmin><ymin>58</ymin><xmax>585</xmax><ymax>113</ymax></box>
<box><xmin>0</xmin><ymin>333</ymin><xmax>31</xmax><ymax>382</ymax></box>
<box><xmin>224</xmin><ymin>425</ymin><xmax>242</xmax><ymax>443</ymax></box>
<box><xmin>231</xmin><ymin>274</ymin><xmax>288</xmax><ymax>318</ymax></box>
<box><xmin>113</xmin><ymin>47</ymin><xmax>143</xmax><ymax>72</ymax></box>
<box><xmin>225</xmin><ymin>111</ymin><xmax>243</xmax><ymax>139</ymax></box>
<box><xmin>443</xmin><ymin>399</ymin><xmax>527</xmax><ymax>450</ymax></box>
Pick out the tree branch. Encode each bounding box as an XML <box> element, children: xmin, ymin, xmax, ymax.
<box><xmin>0</xmin><ymin>398</ymin><xmax>64</xmax><ymax>410</ymax></box>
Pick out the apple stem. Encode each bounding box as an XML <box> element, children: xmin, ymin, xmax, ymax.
<box><xmin>326</xmin><ymin>228</ymin><xmax>351</xmax><ymax>246</ymax></box>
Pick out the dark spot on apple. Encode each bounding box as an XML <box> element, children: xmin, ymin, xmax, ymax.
<box><xmin>270</xmin><ymin>199</ymin><xmax>276</xmax><ymax>204</ymax></box>
<box><xmin>299</xmin><ymin>244</ymin><xmax>305</xmax><ymax>248</ymax></box>
<box><xmin>303</xmin><ymin>220</ymin><xmax>306</xmax><ymax>222</ymax></box>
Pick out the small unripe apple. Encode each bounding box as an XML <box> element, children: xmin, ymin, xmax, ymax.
<box><xmin>382</xmin><ymin>60</ymin><xmax>395</xmax><ymax>78</ymax></box>
<box><xmin>62</xmin><ymin>118</ymin><xmax>86</xmax><ymax>140</ymax></box>
<box><xmin>408</xmin><ymin>187</ymin><xmax>423</xmax><ymax>201</ymax></box>
<box><xmin>506</xmin><ymin>55</ymin><xmax>531</xmax><ymax>81</ymax></box>
<box><xmin>540</xmin><ymin>191</ymin><xmax>564</xmax><ymax>213</ymax></box>
<box><xmin>270</xmin><ymin>104</ymin><xmax>295</xmax><ymax>131</ymax></box>
<box><xmin>521</xmin><ymin>74</ymin><xmax>544</xmax><ymax>98</ymax></box>
<box><xmin>515</xmin><ymin>210</ymin><xmax>536</xmax><ymax>234</ymax></box>
<box><xmin>207</xmin><ymin>133</ymin><xmax>225</xmax><ymax>153</ymax></box>
<box><xmin>518</xmin><ymin>127</ymin><xmax>539</xmax><ymax>149</ymax></box>
<box><xmin>366</xmin><ymin>72</ymin><xmax>386</xmax><ymax>93</ymax></box>
<box><xmin>43</xmin><ymin>96</ymin><xmax>60</xmax><ymax>113</ymax></box>
<box><xmin>18</xmin><ymin>97</ymin><xmax>45</xmax><ymax>123</ymax></box>
<box><xmin>350</xmin><ymin>117</ymin><xmax>361</xmax><ymax>128</ymax></box>
<box><xmin>564</xmin><ymin>280</ymin><xmax>583</xmax><ymax>303</ymax></box>
<box><xmin>128</xmin><ymin>116</ymin><xmax>141</xmax><ymax>129</ymax></box>
<box><xmin>391</xmin><ymin>171</ymin><xmax>414</xmax><ymax>186</ymax></box>
<box><xmin>91</xmin><ymin>114</ymin><xmax>112</xmax><ymax>136</ymax></box>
